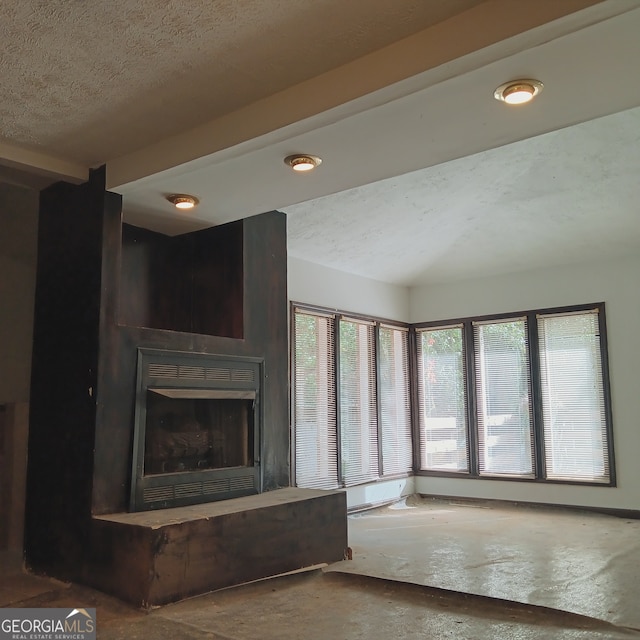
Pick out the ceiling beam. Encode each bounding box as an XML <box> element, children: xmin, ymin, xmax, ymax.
<box><xmin>0</xmin><ymin>141</ymin><xmax>89</xmax><ymax>189</ymax></box>
<box><xmin>106</xmin><ymin>0</ymin><xmax>606</xmax><ymax>191</ymax></box>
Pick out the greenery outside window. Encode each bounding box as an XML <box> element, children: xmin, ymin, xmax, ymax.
<box><xmin>292</xmin><ymin>310</ymin><xmax>339</xmax><ymax>490</ymax></box>
<box><xmin>538</xmin><ymin>311</ymin><xmax>611</xmax><ymax>483</ymax></box>
<box><xmin>416</xmin><ymin>326</ymin><xmax>468</xmax><ymax>472</ymax></box>
<box><xmin>473</xmin><ymin>318</ymin><xmax>535</xmax><ymax>478</ymax></box>
<box><xmin>379</xmin><ymin>325</ymin><xmax>413</xmax><ymax>475</ymax></box>
<box><xmin>339</xmin><ymin>318</ymin><xmax>379</xmax><ymax>485</ymax></box>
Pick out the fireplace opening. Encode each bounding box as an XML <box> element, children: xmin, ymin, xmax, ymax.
<box><xmin>130</xmin><ymin>350</ymin><xmax>263</xmax><ymax>511</ymax></box>
<box><xmin>144</xmin><ymin>391</ymin><xmax>255</xmax><ymax>475</ymax></box>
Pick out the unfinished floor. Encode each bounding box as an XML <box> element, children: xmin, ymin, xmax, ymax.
<box><xmin>2</xmin><ymin>496</ymin><xmax>640</xmax><ymax>639</ymax></box>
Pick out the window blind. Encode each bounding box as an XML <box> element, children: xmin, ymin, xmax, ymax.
<box><xmin>473</xmin><ymin>319</ymin><xmax>534</xmax><ymax>477</ymax></box>
<box><xmin>339</xmin><ymin>319</ymin><xmax>379</xmax><ymax>486</ymax></box>
<box><xmin>538</xmin><ymin>310</ymin><xmax>610</xmax><ymax>482</ymax></box>
<box><xmin>293</xmin><ymin>311</ymin><xmax>339</xmax><ymax>489</ymax></box>
<box><xmin>416</xmin><ymin>326</ymin><xmax>469</xmax><ymax>472</ymax></box>
<box><xmin>378</xmin><ymin>325</ymin><xmax>412</xmax><ymax>475</ymax></box>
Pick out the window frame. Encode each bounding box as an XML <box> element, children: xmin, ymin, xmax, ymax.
<box><xmin>413</xmin><ymin>302</ymin><xmax>616</xmax><ymax>487</ymax></box>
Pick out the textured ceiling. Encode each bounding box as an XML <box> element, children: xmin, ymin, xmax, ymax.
<box><xmin>285</xmin><ymin>106</ymin><xmax>640</xmax><ymax>286</ymax></box>
<box><xmin>0</xmin><ymin>0</ymin><xmax>484</xmax><ymax>165</ymax></box>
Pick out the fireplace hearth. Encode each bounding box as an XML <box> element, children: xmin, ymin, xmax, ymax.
<box><xmin>130</xmin><ymin>349</ymin><xmax>262</xmax><ymax>511</ymax></box>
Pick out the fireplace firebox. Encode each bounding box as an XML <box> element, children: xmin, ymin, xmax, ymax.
<box><xmin>130</xmin><ymin>349</ymin><xmax>262</xmax><ymax>511</ymax></box>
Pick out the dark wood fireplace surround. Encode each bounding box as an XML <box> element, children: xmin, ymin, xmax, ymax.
<box><xmin>25</xmin><ymin>168</ymin><xmax>347</xmax><ymax>606</ymax></box>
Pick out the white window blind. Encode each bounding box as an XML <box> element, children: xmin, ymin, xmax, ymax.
<box><xmin>417</xmin><ymin>326</ymin><xmax>469</xmax><ymax>472</ymax></box>
<box><xmin>378</xmin><ymin>325</ymin><xmax>413</xmax><ymax>475</ymax></box>
<box><xmin>293</xmin><ymin>311</ymin><xmax>339</xmax><ymax>489</ymax></box>
<box><xmin>339</xmin><ymin>319</ymin><xmax>379</xmax><ymax>486</ymax></box>
<box><xmin>474</xmin><ymin>319</ymin><xmax>534</xmax><ymax>477</ymax></box>
<box><xmin>538</xmin><ymin>310</ymin><xmax>610</xmax><ymax>483</ymax></box>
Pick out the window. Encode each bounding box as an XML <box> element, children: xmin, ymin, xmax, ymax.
<box><xmin>416</xmin><ymin>326</ymin><xmax>468</xmax><ymax>472</ymax></box>
<box><xmin>292</xmin><ymin>310</ymin><xmax>339</xmax><ymax>489</ymax></box>
<box><xmin>293</xmin><ymin>306</ymin><xmax>412</xmax><ymax>489</ymax></box>
<box><xmin>538</xmin><ymin>311</ymin><xmax>611</xmax><ymax>483</ymax></box>
<box><xmin>379</xmin><ymin>325</ymin><xmax>413</xmax><ymax>475</ymax></box>
<box><xmin>293</xmin><ymin>302</ymin><xmax>614</xmax><ymax>489</ymax></box>
<box><xmin>339</xmin><ymin>318</ymin><xmax>379</xmax><ymax>485</ymax></box>
<box><xmin>415</xmin><ymin>304</ymin><xmax>614</xmax><ymax>485</ymax></box>
<box><xmin>473</xmin><ymin>319</ymin><xmax>534</xmax><ymax>477</ymax></box>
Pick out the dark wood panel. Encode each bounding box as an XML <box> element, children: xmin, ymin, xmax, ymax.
<box><xmin>243</xmin><ymin>212</ymin><xmax>289</xmax><ymax>490</ymax></box>
<box><xmin>150</xmin><ymin>232</ymin><xmax>193</xmax><ymax>331</ymax></box>
<box><xmin>118</xmin><ymin>224</ymin><xmax>154</xmax><ymax>328</ymax></box>
<box><xmin>190</xmin><ymin>222</ymin><xmax>243</xmax><ymax>338</ymax></box>
<box><xmin>89</xmin><ymin>489</ymin><xmax>348</xmax><ymax>607</ymax></box>
<box><xmin>83</xmin><ymin>518</ymin><xmax>154</xmax><ymax>606</ymax></box>
<box><xmin>119</xmin><ymin>224</ymin><xmax>191</xmax><ymax>331</ymax></box>
<box><xmin>118</xmin><ymin>221</ymin><xmax>243</xmax><ymax>338</ymax></box>
<box><xmin>93</xmin><ymin>193</ymin><xmax>132</xmax><ymax>516</ymax></box>
<box><xmin>25</xmin><ymin>168</ymin><xmax>106</xmax><ymax>576</ymax></box>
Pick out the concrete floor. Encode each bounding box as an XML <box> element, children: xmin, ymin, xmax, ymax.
<box><xmin>2</xmin><ymin>497</ymin><xmax>640</xmax><ymax>639</ymax></box>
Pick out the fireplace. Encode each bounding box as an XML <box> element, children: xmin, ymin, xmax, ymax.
<box><xmin>130</xmin><ymin>349</ymin><xmax>262</xmax><ymax>511</ymax></box>
<box><xmin>26</xmin><ymin>188</ymin><xmax>346</xmax><ymax>606</ymax></box>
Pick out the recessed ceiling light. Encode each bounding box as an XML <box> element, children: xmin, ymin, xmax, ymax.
<box><xmin>166</xmin><ymin>194</ymin><xmax>199</xmax><ymax>210</ymax></box>
<box><xmin>284</xmin><ymin>154</ymin><xmax>322</xmax><ymax>172</ymax></box>
<box><xmin>494</xmin><ymin>80</ymin><xmax>543</xmax><ymax>105</ymax></box>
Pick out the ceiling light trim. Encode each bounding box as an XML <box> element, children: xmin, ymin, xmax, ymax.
<box><xmin>284</xmin><ymin>154</ymin><xmax>322</xmax><ymax>172</ymax></box>
<box><xmin>494</xmin><ymin>79</ymin><xmax>544</xmax><ymax>105</ymax></box>
<box><xmin>166</xmin><ymin>194</ymin><xmax>200</xmax><ymax>209</ymax></box>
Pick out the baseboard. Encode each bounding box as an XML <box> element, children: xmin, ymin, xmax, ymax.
<box><xmin>347</xmin><ymin>496</ymin><xmax>407</xmax><ymax>514</ymax></box>
<box><xmin>417</xmin><ymin>493</ymin><xmax>640</xmax><ymax>520</ymax></box>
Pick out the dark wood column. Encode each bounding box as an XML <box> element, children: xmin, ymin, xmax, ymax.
<box><xmin>244</xmin><ymin>211</ymin><xmax>289</xmax><ymax>491</ymax></box>
<box><xmin>25</xmin><ymin>169</ymin><xmax>106</xmax><ymax>576</ymax></box>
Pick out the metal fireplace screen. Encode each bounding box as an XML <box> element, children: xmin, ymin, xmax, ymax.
<box><xmin>130</xmin><ymin>349</ymin><xmax>262</xmax><ymax>511</ymax></box>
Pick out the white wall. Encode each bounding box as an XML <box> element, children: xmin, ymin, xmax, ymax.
<box><xmin>288</xmin><ymin>256</ymin><xmax>409</xmax><ymax>322</ymax></box>
<box><xmin>0</xmin><ymin>184</ymin><xmax>38</xmax><ymax>404</ymax></box>
<box><xmin>410</xmin><ymin>255</ymin><xmax>640</xmax><ymax>511</ymax></box>
<box><xmin>346</xmin><ymin>476</ymin><xmax>415</xmax><ymax>511</ymax></box>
